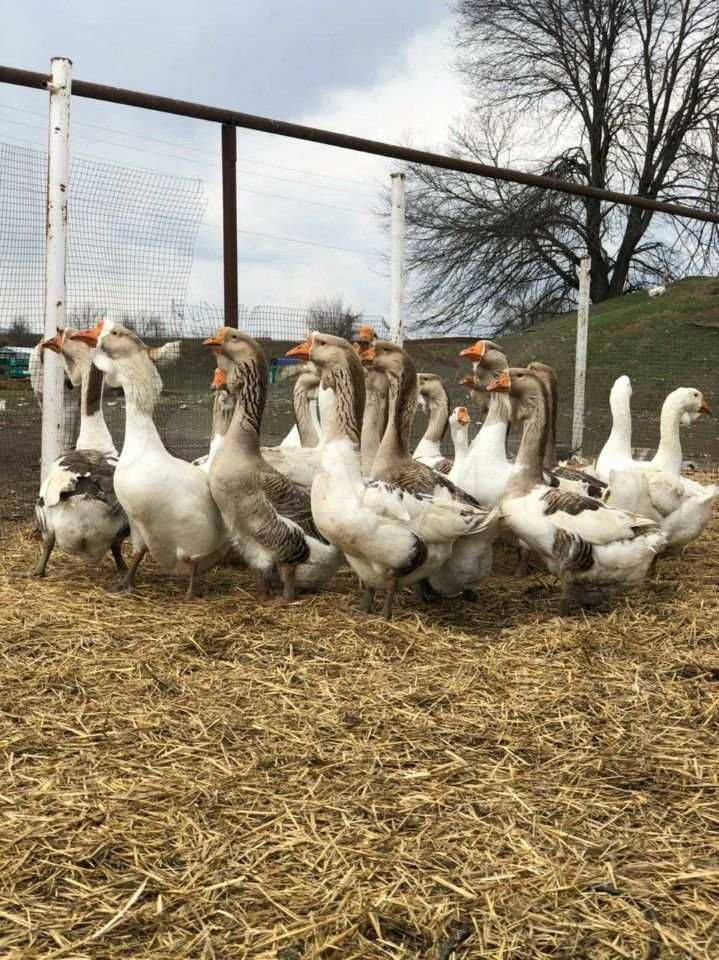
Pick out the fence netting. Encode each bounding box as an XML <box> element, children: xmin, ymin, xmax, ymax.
<box><xmin>1</xmin><ymin>139</ymin><xmax>717</xmax><ymax>533</ymax></box>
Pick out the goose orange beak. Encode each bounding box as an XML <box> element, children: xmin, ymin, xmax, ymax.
<box><xmin>70</xmin><ymin>319</ymin><xmax>104</xmax><ymax>347</ymax></box>
<box><xmin>486</xmin><ymin>371</ymin><xmax>510</xmax><ymax>393</ymax></box>
<box><xmin>286</xmin><ymin>338</ymin><xmax>312</xmax><ymax>361</ymax></box>
<box><xmin>460</xmin><ymin>340</ymin><xmax>486</xmax><ymax>362</ymax></box>
<box><xmin>456</xmin><ymin>406</ymin><xmax>470</xmax><ymax>425</ymax></box>
<box><xmin>699</xmin><ymin>401</ymin><xmax>712</xmax><ymax>416</ymax></box>
<box><xmin>203</xmin><ymin>330</ymin><xmax>226</xmax><ymax>354</ymax></box>
<box><xmin>211</xmin><ymin>368</ymin><xmax>226</xmax><ymax>390</ymax></box>
<box><xmin>459</xmin><ymin>375</ymin><xmax>477</xmax><ymax>389</ymax></box>
<box><xmin>40</xmin><ymin>328</ymin><xmax>65</xmax><ymax>352</ymax></box>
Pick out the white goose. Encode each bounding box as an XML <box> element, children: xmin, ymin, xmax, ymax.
<box><xmin>447</xmin><ymin>407</ymin><xmax>471</xmax><ymax>482</ymax></box>
<box><xmin>85</xmin><ymin>320</ymin><xmax>230</xmax><ymax>596</ymax></box>
<box><xmin>598</xmin><ymin>379</ymin><xmax>717</xmax><ymax>548</ymax></box>
<box><xmin>489</xmin><ymin>367</ymin><xmax>666</xmax><ymax>613</ymax></box>
<box><xmin>304</xmin><ymin>332</ymin><xmax>495</xmax><ymax>618</ymax></box>
<box><xmin>30</xmin><ymin>324</ymin><xmax>128</xmax><ymax>577</ymax></box>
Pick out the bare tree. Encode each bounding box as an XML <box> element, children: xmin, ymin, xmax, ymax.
<box><xmin>307</xmin><ymin>296</ymin><xmax>362</xmax><ymax>340</ymax></box>
<box><xmin>402</xmin><ymin>0</ymin><xmax>719</xmax><ymax>332</ymax></box>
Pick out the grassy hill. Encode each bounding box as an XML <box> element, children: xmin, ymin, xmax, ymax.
<box><xmin>409</xmin><ymin>276</ymin><xmax>719</xmax><ymax>463</ymax></box>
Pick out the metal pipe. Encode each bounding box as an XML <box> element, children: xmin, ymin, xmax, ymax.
<box><xmin>221</xmin><ymin>124</ymin><xmax>238</xmax><ymax>328</ymax></box>
<box><xmin>572</xmin><ymin>257</ymin><xmax>591</xmax><ymax>455</ymax></box>
<box><xmin>2</xmin><ymin>63</ymin><xmax>719</xmax><ymax>224</ymax></box>
<box><xmin>389</xmin><ymin>172</ymin><xmax>406</xmax><ymax>345</ymax></box>
<box><xmin>41</xmin><ymin>57</ymin><xmax>71</xmax><ymax>481</ymax></box>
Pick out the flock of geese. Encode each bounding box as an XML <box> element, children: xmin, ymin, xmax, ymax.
<box><xmin>29</xmin><ymin>319</ymin><xmax>717</xmax><ymax>619</ymax></box>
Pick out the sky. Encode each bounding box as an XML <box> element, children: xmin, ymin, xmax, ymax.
<box><xmin>0</xmin><ymin>0</ymin><xmax>466</xmax><ymax>325</ymax></box>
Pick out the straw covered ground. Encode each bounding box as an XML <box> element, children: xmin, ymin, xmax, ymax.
<box><xmin>1</xmin><ymin>485</ymin><xmax>719</xmax><ymax>960</ymax></box>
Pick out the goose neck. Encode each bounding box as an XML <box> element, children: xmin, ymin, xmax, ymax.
<box><xmin>653</xmin><ymin>393</ymin><xmax>685</xmax><ymax>475</ymax></box>
<box><xmin>225</xmin><ymin>358</ymin><xmax>266</xmax><ymax>456</ymax></box>
<box><xmin>75</xmin><ymin>362</ymin><xmax>115</xmax><ymax>454</ymax></box>
<box><xmin>507</xmin><ymin>394</ymin><xmax>548</xmax><ymax>493</ymax></box>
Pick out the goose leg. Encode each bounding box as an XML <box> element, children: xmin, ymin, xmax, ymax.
<box><xmin>278</xmin><ymin>563</ymin><xmax>297</xmax><ymax>603</ymax></box>
<box><xmin>114</xmin><ymin>547</ymin><xmax>147</xmax><ymax>594</ymax></box>
<box><xmin>359</xmin><ymin>585</ymin><xmax>375</xmax><ymax>614</ymax></box>
<box><xmin>515</xmin><ymin>545</ymin><xmax>531</xmax><ymax>578</ymax></box>
<box><xmin>381</xmin><ymin>577</ymin><xmax>398</xmax><ymax>621</ymax></box>
<box><xmin>110</xmin><ymin>538</ymin><xmax>127</xmax><ymax>573</ymax></box>
<box><xmin>184</xmin><ymin>559</ymin><xmax>198</xmax><ymax>600</ymax></box>
<box><xmin>27</xmin><ymin>532</ymin><xmax>55</xmax><ymax>578</ymax></box>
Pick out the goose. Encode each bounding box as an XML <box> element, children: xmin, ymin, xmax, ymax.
<box><xmin>598</xmin><ymin>382</ymin><xmax>717</xmax><ymax>548</ymax></box>
<box><xmin>30</xmin><ymin>331</ymin><xmax>82</xmax><ymax>449</ymax></box>
<box><xmin>447</xmin><ymin>407</ymin><xmax>471</xmax><ymax>482</ymax></box>
<box><xmin>81</xmin><ymin>319</ymin><xmax>230</xmax><ymax>596</ymax></box>
<box><xmin>281</xmin><ymin>366</ymin><xmax>322</xmax><ymax>448</ymax></box>
<box><xmin>29</xmin><ymin>326</ymin><xmax>128</xmax><ymax>578</ymax></box>
<box><xmin>30</xmin><ymin>329</ymin><xmax>181</xmax><ymax>448</ymax></box>
<box><xmin>458</xmin><ymin>340</ymin><xmax>606</xmax><ymax>501</ymax></box>
<box><xmin>648</xmin><ymin>274</ymin><xmax>668</xmax><ymax>299</ymax></box>
<box><xmin>487</xmin><ymin>367</ymin><xmax>667</xmax><ymax>613</ymax></box>
<box><xmin>414</xmin><ymin>373</ymin><xmax>453</xmax><ymax>473</ymax></box>
<box><xmin>303</xmin><ymin>332</ymin><xmax>494</xmax><ymax>618</ymax></box>
<box><xmin>203</xmin><ymin>328</ymin><xmax>341</xmax><ymax>600</ymax></box>
<box><xmin>352</xmin><ymin>324</ymin><xmax>389</xmax><ymax>475</ymax></box>
<box><xmin>358</xmin><ymin>338</ymin><xmax>500</xmax><ymax>600</ymax></box>
<box><xmin>453</xmin><ymin>342</ymin><xmax>518</xmax><ymax>508</ymax></box>
<box><xmin>192</xmin><ymin>368</ymin><xmax>236</xmax><ymax>473</ymax></box>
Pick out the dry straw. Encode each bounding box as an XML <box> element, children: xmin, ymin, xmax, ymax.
<box><xmin>1</xmin><ymin>480</ymin><xmax>718</xmax><ymax>958</ymax></box>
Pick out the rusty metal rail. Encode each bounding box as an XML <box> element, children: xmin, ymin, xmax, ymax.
<box><xmin>2</xmin><ymin>63</ymin><xmax>719</xmax><ymax>225</ymax></box>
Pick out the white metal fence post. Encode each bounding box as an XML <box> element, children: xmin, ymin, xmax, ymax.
<box><xmin>41</xmin><ymin>57</ymin><xmax>72</xmax><ymax>481</ymax></box>
<box><xmin>572</xmin><ymin>256</ymin><xmax>591</xmax><ymax>455</ymax></box>
<box><xmin>389</xmin><ymin>172</ymin><xmax>406</xmax><ymax>345</ymax></box>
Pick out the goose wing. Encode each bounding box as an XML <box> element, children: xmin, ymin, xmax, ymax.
<box><xmin>39</xmin><ymin>450</ymin><xmax>123</xmax><ymax>512</ymax></box>
<box><xmin>260</xmin><ymin>466</ymin><xmax>326</xmax><ymax>541</ymax></box>
<box><xmin>540</xmin><ymin>488</ymin><xmax>657</xmax><ymax>544</ymax></box>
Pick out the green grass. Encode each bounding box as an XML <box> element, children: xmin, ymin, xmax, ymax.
<box><xmin>409</xmin><ymin>277</ymin><xmax>719</xmax><ymax>462</ymax></box>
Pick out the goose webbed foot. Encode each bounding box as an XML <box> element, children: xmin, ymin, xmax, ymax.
<box><xmin>358</xmin><ymin>586</ymin><xmax>375</xmax><ymax>615</ymax></box>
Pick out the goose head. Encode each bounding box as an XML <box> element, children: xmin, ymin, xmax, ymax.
<box><xmin>351</xmin><ymin>323</ymin><xmax>376</xmax><ymax>357</ymax></box>
<box><xmin>486</xmin><ymin>367</ymin><xmax>547</xmax><ymax>422</ymax></box>
<box><xmin>460</xmin><ymin>339</ymin><xmax>507</xmax><ymax>378</ymax></box>
<box><xmin>666</xmin><ymin>387</ymin><xmax>712</xmax><ymax>426</ymax></box>
<box><xmin>203</xmin><ymin>328</ymin><xmax>265</xmax><ymax>390</ymax></box>
<box><xmin>417</xmin><ymin>372</ymin><xmax>449</xmax><ymax>412</ymax></box>
<box><xmin>450</xmin><ymin>406</ymin><xmax>471</xmax><ymax>427</ymax></box>
<box><xmin>39</xmin><ymin>326</ymin><xmax>84</xmax><ymax>387</ymax></box>
<box><xmin>362</xmin><ymin>340</ymin><xmax>416</xmax><ymax>384</ymax></box>
<box><xmin>72</xmin><ymin>319</ymin><xmax>145</xmax><ymax>382</ymax></box>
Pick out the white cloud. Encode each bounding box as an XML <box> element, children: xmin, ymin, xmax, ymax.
<box><xmin>186</xmin><ymin>16</ymin><xmax>464</xmax><ymax>322</ymax></box>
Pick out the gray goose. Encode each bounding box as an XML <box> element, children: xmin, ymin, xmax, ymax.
<box><xmin>359</xmin><ymin>339</ymin><xmax>499</xmax><ymax>600</ymax></box>
<box><xmin>414</xmin><ymin>373</ymin><xmax>453</xmax><ymax>474</ymax></box>
<box><xmin>203</xmin><ymin>327</ymin><xmax>341</xmax><ymax>601</ymax></box>
<box><xmin>303</xmin><ymin>331</ymin><xmax>493</xmax><ymax>618</ymax></box>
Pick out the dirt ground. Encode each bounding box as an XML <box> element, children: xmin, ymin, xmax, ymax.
<box><xmin>1</xmin><ymin>483</ymin><xmax>718</xmax><ymax>959</ymax></box>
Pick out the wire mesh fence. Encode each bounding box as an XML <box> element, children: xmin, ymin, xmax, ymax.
<box><xmin>1</xmin><ymin>138</ymin><xmax>718</xmax><ymax>534</ymax></box>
